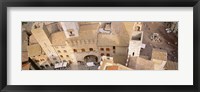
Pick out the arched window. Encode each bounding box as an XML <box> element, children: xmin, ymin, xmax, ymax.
<box><xmin>100</xmin><ymin>48</ymin><xmax>104</xmax><ymax>51</ymax></box>
<box><xmin>89</xmin><ymin>48</ymin><xmax>93</xmax><ymax>51</ymax></box>
<box><xmin>136</xmin><ymin>26</ymin><xmax>140</xmax><ymax>31</ymax></box>
<box><xmin>106</xmin><ymin>48</ymin><xmax>110</xmax><ymax>51</ymax></box>
<box><xmin>50</xmin><ymin>63</ymin><xmax>54</xmax><ymax>67</ymax></box>
<box><xmin>113</xmin><ymin>46</ymin><xmax>115</xmax><ymax>49</ymax></box>
<box><xmin>106</xmin><ymin>53</ymin><xmax>110</xmax><ymax>56</ymax></box>
<box><xmin>73</xmin><ymin>49</ymin><xmax>77</xmax><ymax>52</ymax></box>
<box><xmin>60</xmin><ymin>55</ymin><xmax>63</xmax><ymax>58</ymax></box>
<box><xmin>35</xmin><ymin>60</ymin><xmax>39</xmax><ymax>63</ymax></box>
<box><xmin>45</xmin><ymin>64</ymin><xmax>49</xmax><ymax>67</ymax></box>
<box><xmin>57</xmin><ymin>50</ymin><xmax>61</xmax><ymax>53</ymax></box>
<box><xmin>69</xmin><ymin>60</ymin><xmax>72</xmax><ymax>64</ymax></box>
<box><xmin>64</xmin><ymin>50</ymin><xmax>67</xmax><ymax>53</ymax></box>
<box><xmin>132</xmin><ymin>52</ymin><xmax>135</xmax><ymax>56</ymax></box>
<box><xmin>101</xmin><ymin>53</ymin><xmax>104</xmax><ymax>56</ymax></box>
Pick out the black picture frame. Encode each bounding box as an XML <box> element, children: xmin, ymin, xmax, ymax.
<box><xmin>0</xmin><ymin>0</ymin><xmax>200</xmax><ymax>92</ymax></box>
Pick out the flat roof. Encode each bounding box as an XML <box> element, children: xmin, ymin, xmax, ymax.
<box><xmin>97</xmin><ymin>22</ymin><xmax>129</xmax><ymax>46</ymax></box>
<box><xmin>27</xmin><ymin>44</ymin><xmax>42</xmax><ymax>57</ymax></box>
<box><xmin>50</xmin><ymin>31</ymin><xmax>66</xmax><ymax>46</ymax></box>
<box><xmin>128</xmin><ymin>57</ymin><xmax>154</xmax><ymax>70</ymax></box>
<box><xmin>66</xmin><ymin>24</ymin><xmax>99</xmax><ymax>41</ymax></box>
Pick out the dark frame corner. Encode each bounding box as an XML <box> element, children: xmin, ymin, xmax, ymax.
<box><xmin>0</xmin><ymin>0</ymin><xmax>200</xmax><ymax>92</ymax></box>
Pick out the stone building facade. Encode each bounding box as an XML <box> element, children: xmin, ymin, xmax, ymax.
<box><xmin>24</xmin><ymin>21</ymin><xmax>169</xmax><ymax>70</ymax></box>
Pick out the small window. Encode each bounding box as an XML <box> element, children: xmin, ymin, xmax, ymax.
<box><xmin>50</xmin><ymin>63</ymin><xmax>54</xmax><ymax>67</ymax></box>
<box><xmin>64</xmin><ymin>50</ymin><xmax>67</xmax><ymax>53</ymax></box>
<box><xmin>35</xmin><ymin>60</ymin><xmax>39</xmax><ymax>62</ymax></box>
<box><xmin>113</xmin><ymin>51</ymin><xmax>115</xmax><ymax>53</ymax></box>
<box><xmin>81</xmin><ymin>49</ymin><xmax>85</xmax><ymax>52</ymax></box>
<box><xmin>40</xmin><ymin>65</ymin><xmax>45</xmax><ymax>69</ymax></box>
<box><xmin>60</xmin><ymin>55</ymin><xmax>63</xmax><ymax>58</ymax></box>
<box><xmin>89</xmin><ymin>48</ymin><xmax>93</xmax><ymax>51</ymax></box>
<box><xmin>45</xmin><ymin>64</ymin><xmax>49</xmax><ymax>67</ymax></box>
<box><xmin>66</xmin><ymin>55</ymin><xmax>69</xmax><ymax>57</ymax></box>
<box><xmin>106</xmin><ymin>53</ymin><xmax>110</xmax><ymax>56</ymax></box>
<box><xmin>69</xmin><ymin>60</ymin><xmax>72</xmax><ymax>64</ymax></box>
<box><xmin>101</xmin><ymin>53</ymin><xmax>104</xmax><ymax>56</ymax></box>
<box><xmin>106</xmin><ymin>48</ymin><xmax>110</xmax><ymax>51</ymax></box>
<box><xmin>57</xmin><ymin>50</ymin><xmax>61</xmax><ymax>53</ymax></box>
<box><xmin>113</xmin><ymin>46</ymin><xmax>115</xmax><ymax>49</ymax></box>
<box><xmin>136</xmin><ymin>26</ymin><xmax>141</xmax><ymax>31</ymax></box>
<box><xmin>100</xmin><ymin>48</ymin><xmax>104</xmax><ymax>51</ymax></box>
<box><xmin>73</xmin><ymin>49</ymin><xmax>77</xmax><ymax>52</ymax></box>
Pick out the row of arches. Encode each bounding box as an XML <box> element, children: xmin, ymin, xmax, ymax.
<box><xmin>39</xmin><ymin>55</ymin><xmax>99</xmax><ymax>70</ymax></box>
